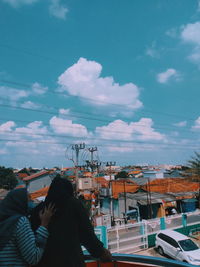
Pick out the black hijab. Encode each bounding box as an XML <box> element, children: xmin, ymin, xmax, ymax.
<box><xmin>0</xmin><ymin>188</ymin><xmax>28</xmax><ymax>250</ymax></box>
<box><xmin>44</xmin><ymin>175</ymin><xmax>74</xmax><ymax>214</ymax></box>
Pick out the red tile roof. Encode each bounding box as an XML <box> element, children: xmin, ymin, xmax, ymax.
<box><xmin>30</xmin><ymin>186</ymin><xmax>49</xmax><ymax>200</ymax></box>
<box><xmin>17</xmin><ymin>173</ymin><xmax>29</xmax><ymax>178</ymax></box>
<box><xmin>23</xmin><ymin>170</ymin><xmax>50</xmax><ymax>182</ymax></box>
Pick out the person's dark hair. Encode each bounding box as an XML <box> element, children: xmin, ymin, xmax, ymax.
<box><xmin>44</xmin><ymin>174</ymin><xmax>74</xmax><ymax>213</ymax></box>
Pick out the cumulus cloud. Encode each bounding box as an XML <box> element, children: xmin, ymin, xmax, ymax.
<box><xmin>15</xmin><ymin>121</ymin><xmax>48</xmax><ymax>136</ymax></box>
<box><xmin>173</xmin><ymin>121</ymin><xmax>187</xmax><ymax>127</ymax></box>
<box><xmin>49</xmin><ymin>116</ymin><xmax>89</xmax><ymax>137</ymax></box>
<box><xmin>181</xmin><ymin>21</ymin><xmax>200</xmax><ymax>64</ymax></box>
<box><xmin>2</xmin><ymin>0</ymin><xmax>39</xmax><ymax>8</ymax></box>
<box><xmin>95</xmin><ymin>118</ymin><xmax>165</xmax><ymax>142</ymax></box>
<box><xmin>0</xmin><ymin>121</ymin><xmax>16</xmax><ymax>132</ymax></box>
<box><xmin>192</xmin><ymin>117</ymin><xmax>200</xmax><ymax>130</ymax></box>
<box><xmin>49</xmin><ymin>0</ymin><xmax>68</xmax><ymax>20</ymax></box>
<box><xmin>181</xmin><ymin>22</ymin><xmax>200</xmax><ymax>45</ymax></box>
<box><xmin>157</xmin><ymin>68</ymin><xmax>180</xmax><ymax>83</ymax></box>
<box><xmin>58</xmin><ymin>58</ymin><xmax>142</xmax><ymax>111</ymax></box>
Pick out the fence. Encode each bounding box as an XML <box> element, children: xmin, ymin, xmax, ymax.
<box><xmin>107</xmin><ymin>221</ymin><xmax>148</xmax><ymax>254</ymax></box>
<box><xmin>107</xmin><ymin>209</ymin><xmax>200</xmax><ymax>253</ymax></box>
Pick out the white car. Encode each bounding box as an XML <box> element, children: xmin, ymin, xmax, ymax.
<box><xmin>155</xmin><ymin>229</ymin><xmax>200</xmax><ymax>266</ymax></box>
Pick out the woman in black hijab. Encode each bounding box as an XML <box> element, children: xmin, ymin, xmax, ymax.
<box><xmin>30</xmin><ymin>175</ymin><xmax>112</xmax><ymax>267</ymax></box>
<box><xmin>0</xmin><ymin>188</ymin><xmax>54</xmax><ymax>267</ymax></box>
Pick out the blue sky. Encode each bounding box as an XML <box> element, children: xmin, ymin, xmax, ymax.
<box><xmin>1</xmin><ymin>0</ymin><xmax>200</xmax><ymax>168</ymax></box>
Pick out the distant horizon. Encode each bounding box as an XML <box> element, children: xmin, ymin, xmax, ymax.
<box><xmin>4</xmin><ymin>162</ymin><xmax>188</xmax><ymax>170</ymax></box>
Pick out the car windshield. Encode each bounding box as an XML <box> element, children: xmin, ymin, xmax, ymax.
<box><xmin>178</xmin><ymin>239</ymin><xmax>199</xmax><ymax>251</ymax></box>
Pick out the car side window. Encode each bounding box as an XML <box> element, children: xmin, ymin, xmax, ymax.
<box><xmin>158</xmin><ymin>233</ymin><xmax>168</xmax><ymax>242</ymax></box>
<box><xmin>158</xmin><ymin>233</ymin><xmax>179</xmax><ymax>248</ymax></box>
<box><xmin>169</xmin><ymin>238</ymin><xmax>179</xmax><ymax>248</ymax></box>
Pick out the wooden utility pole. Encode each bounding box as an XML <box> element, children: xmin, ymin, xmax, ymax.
<box><xmin>106</xmin><ymin>161</ymin><xmax>116</xmax><ymax>225</ymax></box>
<box><xmin>72</xmin><ymin>143</ymin><xmax>85</xmax><ymax>193</ymax></box>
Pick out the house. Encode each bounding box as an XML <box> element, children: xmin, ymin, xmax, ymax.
<box><xmin>23</xmin><ymin>170</ymin><xmax>53</xmax><ymax>193</ymax></box>
<box><xmin>143</xmin><ymin>169</ymin><xmax>165</xmax><ymax>180</ymax></box>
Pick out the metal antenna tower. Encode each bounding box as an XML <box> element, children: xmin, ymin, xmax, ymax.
<box><xmin>88</xmin><ymin>147</ymin><xmax>97</xmax><ymax>172</ymax></box>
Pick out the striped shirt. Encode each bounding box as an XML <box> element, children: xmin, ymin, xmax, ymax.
<box><xmin>0</xmin><ymin>216</ymin><xmax>48</xmax><ymax>267</ymax></box>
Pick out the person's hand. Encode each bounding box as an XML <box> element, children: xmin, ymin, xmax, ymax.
<box><xmin>39</xmin><ymin>203</ymin><xmax>56</xmax><ymax>228</ymax></box>
<box><xmin>99</xmin><ymin>248</ymin><xmax>112</xmax><ymax>262</ymax></box>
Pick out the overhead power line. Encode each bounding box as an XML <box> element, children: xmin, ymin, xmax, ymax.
<box><xmin>0</xmin><ymin>101</ymin><xmax>199</xmax><ymax>137</ymax></box>
<box><xmin>0</xmin><ymin>137</ymin><xmax>198</xmax><ymax>150</ymax></box>
<box><xmin>0</xmin><ymin>79</ymin><xmax>198</xmax><ymax>123</ymax></box>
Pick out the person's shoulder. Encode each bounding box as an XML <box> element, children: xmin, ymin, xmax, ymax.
<box><xmin>16</xmin><ymin>216</ymin><xmax>29</xmax><ymax>228</ymax></box>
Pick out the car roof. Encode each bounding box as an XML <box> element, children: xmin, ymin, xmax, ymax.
<box><xmin>157</xmin><ymin>230</ymin><xmax>189</xmax><ymax>241</ymax></box>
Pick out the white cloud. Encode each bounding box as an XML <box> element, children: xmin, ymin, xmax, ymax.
<box><xmin>0</xmin><ymin>82</ymin><xmax>48</xmax><ymax>105</ymax></box>
<box><xmin>20</xmin><ymin>101</ymin><xmax>41</xmax><ymax>109</ymax></box>
<box><xmin>15</xmin><ymin>121</ymin><xmax>48</xmax><ymax>136</ymax></box>
<box><xmin>49</xmin><ymin>116</ymin><xmax>88</xmax><ymax>137</ymax></box>
<box><xmin>157</xmin><ymin>68</ymin><xmax>179</xmax><ymax>84</ymax></box>
<box><xmin>0</xmin><ymin>86</ymin><xmax>29</xmax><ymax>103</ymax></box>
<box><xmin>192</xmin><ymin>117</ymin><xmax>200</xmax><ymax>130</ymax></box>
<box><xmin>95</xmin><ymin>118</ymin><xmax>165</xmax><ymax>142</ymax></box>
<box><xmin>32</xmin><ymin>82</ymin><xmax>48</xmax><ymax>95</ymax></box>
<box><xmin>49</xmin><ymin>0</ymin><xmax>68</xmax><ymax>20</ymax></box>
<box><xmin>181</xmin><ymin>22</ymin><xmax>200</xmax><ymax>45</ymax></box>
<box><xmin>173</xmin><ymin>121</ymin><xmax>187</xmax><ymax>127</ymax></box>
<box><xmin>58</xmin><ymin>58</ymin><xmax>142</xmax><ymax>111</ymax></box>
<box><xmin>2</xmin><ymin>0</ymin><xmax>39</xmax><ymax>8</ymax></box>
<box><xmin>2</xmin><ymin>0</ymin><xmax>68</xmax><ymax>20</ymax></box>
<box><xmin>180</xmin><ymin>21</ymin><xmax>200</xmax><ymax>64</ymax></box>
<box><xmin>0</xmin><ymin>121</ymin><xmax>16</xmax><ymax>132</ymax></box>
<box><xmin>59</xmin><ymin>108</ymin><xmax>70</xmax><ymax>115</ymax></box>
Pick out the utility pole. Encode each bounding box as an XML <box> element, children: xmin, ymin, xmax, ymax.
<box><xmin>88</xmin><ymin>147</ymin><xmax>97</xmax><ymax>172</ymax></box>
<box><xmin>106</xmin><ymin>161</ymin><xmax>116</xmax><ymax>225</ymax></box>
<box><xmin>123</xmin><ymin>180</ymin><xmax>127</xmax><ymax>224</ymax></box>
<box><xmin>147</xmin><ymin>178</ymin><xmax>153</xmax><ymax>219</ymax></box>
<box><xmin>72</xmin><ymin>143</ymin><xmax>85</xmax><ymax>193</ymax></box>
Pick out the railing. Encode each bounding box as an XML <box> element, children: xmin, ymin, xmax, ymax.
<box><xmin>107</xmin><ymin>210</ymin><xmax>200</xmax><ymax>251</ymax></box>
<box><xmin>107</xmin><ymin>221</ymin><xmax>148</xmax><ymax>254</ymax></box>
<box><xmin>85</xmin><ymin>254</ymin><xmax>195</xmax><ymax>267</ymax></box>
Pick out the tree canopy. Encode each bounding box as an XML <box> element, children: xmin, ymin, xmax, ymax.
<box><xmin>0</xmin><ymin>166</ymin><xmax>18</xmax><ymax>190</ymax></box>
<box><xmin>187</xmin><ymin>151</ymin><xmax>200</xmax><ymax>179</ymax></box>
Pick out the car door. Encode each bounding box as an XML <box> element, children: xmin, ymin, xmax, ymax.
<box><xmin>165</xmin><ymin>236</ymin><xmax>174</xmax><ymax>258</ymax></box>
<box><xmin>168</xmin><ymin>238</ymin><xmax>183</xmax><ymax>261</ymax></box>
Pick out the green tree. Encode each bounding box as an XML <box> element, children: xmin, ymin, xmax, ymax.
<box><xmin>187</xmin><ymin>152</ymin><xmax>200</xmax><ymax>179</ymax></box>
<box><xmin>0</xmin><ymin>166</ymin><xmax>18</xmax><ymax>190</ymax></box>
<box><xmin>115</xmin><ymin>171</ymin><xmax>129</xmax><ymax>180</ymax></box>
